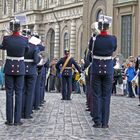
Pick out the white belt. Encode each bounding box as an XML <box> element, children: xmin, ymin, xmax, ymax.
<box><xmin>24</xmin><ymin>59</ymin><xmax>34</xmax><ymax>62</ymax></box>
<box><xmin>93</xmin><ymin>55</ymin><xmax>112</xmax><ymax>60</ymax></box>
<box><xmin>6</xmin><ymin>56</ymin><xmax>24</xmax><ymax>61</ymax></box>
<box><xmin>65</xmin><ymin>67</ymin><xmax>72</xmax><ymax>69</ymax></box>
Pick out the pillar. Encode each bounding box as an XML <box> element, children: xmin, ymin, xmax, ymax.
<box><xmin>54</xmin><ymin>23</ymin><xmax>60</xmax><ymax>58</ymax></box>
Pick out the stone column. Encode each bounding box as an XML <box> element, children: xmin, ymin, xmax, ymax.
<box><xmin>70</xmin><ymin>19</ymin><xmax>76</xmax><ymax>57</ymax></box>
<box><xmin>54</xmin><ymin>23</ymin><xmax>60</xmax><ymax>59</ymax></box>
<box><xmin>34</xmin><ymin>24</ymin><xmax>39</xmax><ymax>33</ymax></box>
<box><xmin>0</xmin><ymin>0</ymin><xmax>2</xmax><ymax>18</ymax></box>
<box><xmin>44</xmin><ymin>0</ymin><xmax>47</xmax><ymax>9</ymax></box>
<box><xmin>30</xmin><ymin>0</ymin><xmax>33</xmax><ymax>10</ymax></box>
<box><xmin>18</xmin><ymin>0</ymin><xmax>22</xmax><ymax>12</ymax></box>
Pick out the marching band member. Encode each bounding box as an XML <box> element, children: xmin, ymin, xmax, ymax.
<box><xmin>90</xmin><ymin>15</ymin><xmax>117</xmax><ymax>128</ymax></box>
<box><xmin>22</xmin><ymin>29</ymin><xmax>41</xmax><ymax>119</ymax></box>
<box><xmin>33</xmin><ymin>33</ymin><xmax>46</xmax><ymax>110</ymax></box>
<box><xmin>0</xmin><ymin>19</ymin><xmax>29</xmax><ymax>125</ymax></box>
<box><xmin>135</xmin><ymin>55</ymin><xmax>140</xmax><ymax>104</ymax></box>
<box><xmin>56</xmin><ymin>48</ymin><xmax>81</xmax><ymax>100</ymax></box>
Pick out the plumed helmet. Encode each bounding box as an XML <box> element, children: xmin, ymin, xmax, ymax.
<box><xmin>22</xmin><ymin>29</ymin><xmax>31</xmax><ymax>36</ymax></box>
<box><xmin>10</xmin><ymin>19</ymin><xmax>20</xmax><ymax>32</ymax></box>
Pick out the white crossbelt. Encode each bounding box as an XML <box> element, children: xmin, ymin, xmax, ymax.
<box><xmin>93</xmin><ymin>55</ymin><xmax>112</xmax><ymax>60</ymax></box>
<box><xmin>6</xmin><ymin>56</ymin><xmax>24</xmax><ymax>61</ymax></box>
<box><xmin>24</xmin><ymin>59</ymin><xmax>34</xmax><ymax>62</ymax></box>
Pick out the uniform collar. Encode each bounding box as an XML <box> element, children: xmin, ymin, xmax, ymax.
<box><xmin>12</xmin><ymin>32</ymin><xmax>20</xmax><ymax>36</ymax></box>
<box><xmin>100</xmin><ymin>31</ymin><xmax>108</xmax><ymax>36</ymax></box>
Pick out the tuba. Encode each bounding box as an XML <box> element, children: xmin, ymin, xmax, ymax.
<box><xmin>29</xmin><ymin>36</ymin><xmax>41</xmax><ymax>45</ymax></box>
<box><xmin>29</xmin><ymin>36</ymin><xmax>48</xmax><ymax>66</ymax></box>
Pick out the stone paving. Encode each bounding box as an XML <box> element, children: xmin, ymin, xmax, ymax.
<box><xmin>0</xmin><ymin>90</ymin><xmax>140</xmax><ymax>140</ymax></box>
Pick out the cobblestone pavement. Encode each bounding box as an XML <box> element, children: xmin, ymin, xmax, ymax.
<box><xmin>0</xmin><ymin>90</ymin><xmax>140</xmax><ymax>140</ymax></box>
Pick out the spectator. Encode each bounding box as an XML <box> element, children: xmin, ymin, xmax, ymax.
<box><xmin>126</xmin><ymin>62</ymin><xmax>136</xmax><ymax>97</ymax></box>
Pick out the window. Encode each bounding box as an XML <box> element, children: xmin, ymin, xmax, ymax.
<box><xmin>50</xmin><ymin>0</ymin><xmax>55</xmax><ymax>3</ymax></box>
<box><xmin>80</xmin><ymin>32</ymin><xmax>83</xmax><ymax>59</ymax></box>
<box><xmin>121</xmin><ymin>15</ymin><xmax>132</xmax><ymax>59</ymax></box>
<box><xmin>37</xmin><ymin>0</ymin><xmax>42</xmax><ymax>9</ymax></box>
<box><xmin>24</xmin><ymin>0</ymin><xmax>30</xmax><ymax>10</ymax></box>
<box><xmin>50</xmin><ymin>30</ymin><xmax>55</xmax><ymax>60</ymax></box>
<box><xmin>64</xmin><ymin>33</ymin><xmax>69</xmax><ymax>50</ymax></box>
<box><xmin>96</xmin><ymin>9</ymin><xmax>103</xmax><ymax>21</ymax></box>
<box><xmin>13</xmin><ymin>0</ymin><xmax>18</xmax><ymax>12</ymax></box>
<box><xmin>3</xmin><ymin>0</ymin><xmax>8</xmax><ymax>15</ymax></box>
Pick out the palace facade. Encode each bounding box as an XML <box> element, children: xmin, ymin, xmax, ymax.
<box><xmin>0</xmin><ymin>0</ymin><xmax>83</xmax><ymax>61</ymax></box>
<box><xmin>83</xmin><ymin>0</ymin><xmax>139</xmax><ymax>59</ymax></box>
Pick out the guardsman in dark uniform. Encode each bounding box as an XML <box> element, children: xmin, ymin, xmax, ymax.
<box><xmin>89</xmin><ymin>16</ymin><xmax>117</xmax><ymax>128</ymax></box>
<box><xmin>84</xmin><ymin>47</ymin><xmax>92</xmax><ymax>110</ymax></box>
<box><xmin>33</xmin><ymin>34</ymin><xmax>45</xmax><ymax>109</ymax></box>
<box><xmin>38</xmin><ymin>45</ymin><xmax>47</xmax><ymax>106</ymax></box>
<box><xmin>56</xmin><ymin>48</ymin><xmax>81</xmax><ymax>100</ymax></box>
<box><xmin>41</xmin><ymin>58</ymin><xmax>49</xmax><ymax>103</ymax></box>
<box><xmin>135</xmin><ymin>55</ymin><xmax>140</xmax><ymax>105</ymax></box>
<box><xmin>22</xmin><ymin>29</ymin><xmax>41</xmax><ymax>119</ymax></box>
<box><xmin>0</xmin><ymin>19</ymin><xmax>29</xmax><ymax>125</ymax></box>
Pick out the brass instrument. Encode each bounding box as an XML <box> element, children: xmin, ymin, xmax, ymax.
<box><xmin>78</xmin><ymin>72</ymin><xmax>86</xmax><ymax>86</ymax></box>
<box><xmin>37</xmin><ymin>51</ymin><xmax>48</xmax><ymax>66</ymax></box>
<box><xmin>29</xmin><ymin>36</ymin><xmax>41</xmax><ymax>45</ymax></box>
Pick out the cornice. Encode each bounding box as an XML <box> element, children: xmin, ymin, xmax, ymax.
<box><xmin>42</xmin><ymin>2</ymin><xmax>83</xmax><ymax>14</ymax></box>
<box><xmin>114</xmin><ymin>1</ymin><xmax>138</xmax><ymax>8</ymax></box>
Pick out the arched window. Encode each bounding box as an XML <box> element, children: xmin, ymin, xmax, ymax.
<box><xmin>50</xmin><ymin>30</ymin><xmax>55</xmax><ymax>60</ymax></box>
<box><xmin>80</xmin><ymin>32</ymin><xmax>83</xmax><ymax>59</ymax></box>
<box><xmin>96</xmin><ymin>9</ymin><xmax>103</xmax><ymax>21</ymax></box>
<box><xmin>64</xmin><ymin>32</ymin><xmax>69</xmax><ymax>50</ymax></box>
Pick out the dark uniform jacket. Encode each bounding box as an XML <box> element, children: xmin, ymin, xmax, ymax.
<box><xmin>0</xmin><ymin>33</ymin><xmax>29</xmax><ymax>75</ymax></box>
<box><xmin>135</xmin><ymin>55</ymin><xmax>140</xmax><ymax>77</ymax></box>
<box><xmin>89</xmin><ymin>32</ymin><xmax>117</xmax><ymax>75</ymax></box>
<box><xmin>24</xmin><ymin>43</ymin><xmax>41</xmax><ymax>75</ymax></box>
<box><xmin>37</xmin><ymin>44</ymin><xmax>45</xmax><ymax>52</ymax></box>
<box><xmin>56</xmin><ymin>57</ymin><xmax>81</xmax><ymax>76</ymax></box>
